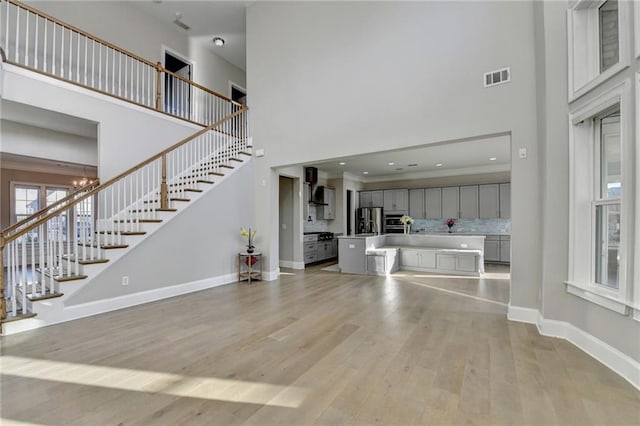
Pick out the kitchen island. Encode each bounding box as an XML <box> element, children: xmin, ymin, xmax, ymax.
<box><xmin>338</xmin><ymin>233</ymin><xmax>485</xmax><ymax>276</ymax></box>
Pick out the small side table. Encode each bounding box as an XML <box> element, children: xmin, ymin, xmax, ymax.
<box><xmin>238</xmin><ymin>252</ymin><xmax>263</xmax><ymax>283</ymax></box>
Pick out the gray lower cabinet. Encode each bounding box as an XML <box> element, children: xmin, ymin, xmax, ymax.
<box><xmin>303</xmin><ymin>241</ymin><xmax>317</xmax><ymax>264</ymax></box>
<box><xmin>500</xmin><ymin>237</ymin><xmax>511</xmax><ymax>263</ymax></box>
<box><xmin>304</xmin><ymin>239</ymin><xmax>339</xmax><ymax>265</ymax></box>
<box><xmin>484</xmin><ymin>235</ymin><xmax>510</xmax><ymax>263</ymax></box>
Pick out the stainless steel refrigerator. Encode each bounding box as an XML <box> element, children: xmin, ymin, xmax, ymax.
<box><xmin>356</xmin><ymin>207</ymin><xmax>383</xmax><ymax>234</ymax></box>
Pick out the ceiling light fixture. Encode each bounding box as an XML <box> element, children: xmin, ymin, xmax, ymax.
<box><xmin>489</xmin><ymin>157</ymin><xmax>497</xmax><ymax>161</ymax></box>
<box><xmin>388</xmin><ymin>162</ymin><xmax>395</xmax><ymax>166</ymax></box>
<box><xmin>339</xmin><ymin>162</ymin><xmax>346</xmax><ymax>166</ymax></box>
<box><xmin>436</xmin><ymin>163</ymin><xmax>443</xmax><ymax>167</ymax></box>
<box><xmin>212</xmin><ymin>37</ymin><xmax>225</xmax><ymax>47</ymax></box>
<box><xmin>363</xmin><ymin>171</ymin><xmax>369</xmax><ymax>175</ymax></box>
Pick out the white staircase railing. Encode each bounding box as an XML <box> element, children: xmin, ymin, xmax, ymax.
<box><xmin>0</xmin><ymin>0</ymin><xmax>241</xmax><ymax>126</ymax></box>
<box><xmin>0</xmin><ymin>108</ymin><xmax>250</xmax><ymax>327</ymax></box>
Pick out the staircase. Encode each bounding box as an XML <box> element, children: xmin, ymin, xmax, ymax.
<box><xmin>0</xmin><ymin>0</ymin><xmax>252</xmax><ymax>334</ymax></box>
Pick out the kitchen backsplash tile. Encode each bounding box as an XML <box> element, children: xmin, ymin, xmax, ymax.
<box><xmin>411</xmin><ymin>218</ymin><xmax>511</xmax><ymax>234</ymax></box>
<box><xmin>304</xmin><ymin>205</ymin><xmax>329</xmax><ymax>232</ymax></box>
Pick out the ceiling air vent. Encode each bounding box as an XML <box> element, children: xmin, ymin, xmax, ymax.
<box><xmin>484</xmin><ymin>67</ymin><xmax>510</xmax><ymax>88</ymax></box>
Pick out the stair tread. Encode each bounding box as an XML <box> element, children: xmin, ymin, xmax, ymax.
<box><xmin>208</xmin><ymin>172</ymin><xmax>225</xmax><ymax>177</ymax></box>
<box><xmin>220</xmin><ymin>164</ymin><xmax>235</xmax><ymax>169</ymax></box>
<box><xmin>239</xmin><ymin>151</ymin><xmax>251</xmax><ymax>156</ymax></box>
<box><xmin>115</xmin><ymin>219</ymin><xmax>163</xmax><ymax>223</ymax></box>
<box><xmin>1</xmin><ymin>312</ymin><xmax>37</xmax><ymax>323</ymax></box>
<box><xmin>230</xmin><ymin>158</ymin><xmax>243</xmax><ymax>162</ymax></box>
<box><xmin>98</xmin><ymin>231</ymin><xmax>146</xmax><ymax>236</ymax></box>
<box><xmin>196</xmin><ymin>180</ymin><xmax>215</xmax><ymax>184</ymax></box>
<box><xmin>28</xmin><ymin>292</ymin><xmax>64</xmax><ymax>302</ymax></box>
<box><xmin>184</xmin><ymin>188</ymin><xmax>203</xmax><ymax>193</ymax></box>
<box><xmin>170</xmin><ymin>198</ymin><xmax>190</xmax><ymax>202</ymax></box>
<box><xmin>81</xmin><ymin>243</ymin><xmax>129</xmax><ymax>250</ymax></box>
<box><xmin>129</xmin><ymin>208</ymin><xmax>177</xmax><ymax>213</ymax></box>
<box><xmin>62</xmin><ymin>255</ymin><xmax>110</xmax><ymax>265</ymax></box>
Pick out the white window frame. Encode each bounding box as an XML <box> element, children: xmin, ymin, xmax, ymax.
<box><xmin>567</xmin><ymin>0</ymin><xmax>630</xmax><ymax>102</ymax></box>
<box><xmin>566</xmin><ymin>79</ymin><xmax>633</xmax><ymax>314</ymax></box>
<box><xmin>634</xmin><ymin>0</ymin><xmax>640</xmax><ymax>58</ymax></box>
<box><xmin>633</xmin><ymin>73</ymin><xmax>640</xmax><ymax>321</ymax></box>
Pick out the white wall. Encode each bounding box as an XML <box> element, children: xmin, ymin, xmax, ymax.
<box><xmin>247</xmin><ymin>1</ymin><xmax>542</xmax><ymax>307</ymax></box>
<box><xmin>66</xmin><ymin>161</ymin><xmax>253</xmax><ymax>304</ymax></box>
<box><xmin>2</xmin><ymin>65</ymin><xmax>200</xmax><ymax>180</ymax></box>
<box><xmin>27</xmin><ymin>1</ymin><xmax>245</xmax><ymax>97</ymax></box>
<box><xmin>1</xmin><ymin>120</ymin><xmax>97</xmax><ymax>165</ymax></box>
<box><xmin>536</xmin><ymin>1</ymin><xmax>640</xmax><ymax>363</ymax></box>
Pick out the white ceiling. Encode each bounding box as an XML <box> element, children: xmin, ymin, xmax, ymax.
<box><xmin>307</xmin><ymin>134</ymin><xmax>511</xmax><ymax>182</ymax></box>
<box><xmin>129</xmin><ymin>1</ymin><xmax>249</xmax><ymax>71</ymax></box>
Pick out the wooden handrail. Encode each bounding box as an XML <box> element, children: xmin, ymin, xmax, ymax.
<box><xmin>162</xmin><ymin>68</ymin><xmax>241</xmax><ymax>106</ymax></box>
<box><xmin>1</xmin><ymin>180</ymin><xmax>100</xmax><ymax>237</ymax></box>
<box><xmin>0</xmin><ymin>106</ymin><xmax>248</xmax><ymax>246</ymax></box>
<box><xmin>5</xmin><ymin>0</ymin><xmax>242</xmax><ymax>108</ymax></box>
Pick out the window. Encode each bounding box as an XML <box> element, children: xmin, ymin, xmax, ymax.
<box><xmin>567</xmin><ymin>0</ymin><xmax>629</xmax><ymax>101</ymax></box>
<box><xmin>593</xmin><ymin>110</ymin><xmax>620</xmax><ymax>289</ymax></box>
<box><xmin>11</xmin><ymin>183</ymin><xmax>70</xmax><ymax>242</ymax></box>
<box><xmin>567</xmin><ymin>80</ymin><xmax>632</xmax><ymax>314</ymax></box>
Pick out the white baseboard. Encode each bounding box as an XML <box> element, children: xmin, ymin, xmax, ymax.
<box><xmin>2</xmin><ymin>274</ymin><xmax>237</xmax><ymax>335</ymax></box>
<box><xmin>264</xmin><ymin>269</ymin><xmax>280</xmax><ymax>281</ymax></box>
<box><xmin>507</xmin><ymin>304</ymin><xmax>539</xmax><ymax>324</ymax></box>
<box><xmin>507</xmin><ymin>305</ymin><xmax>640</xmax><ymax>391</ymax></box>
<box><xmin>279</xmin><ymin>260</ymin><xmax>305</xmax><ymax>270</ymax></box>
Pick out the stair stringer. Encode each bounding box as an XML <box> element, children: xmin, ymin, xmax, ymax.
<box><xmin>2</xmin><ymin>157</ymin><xmax>254</xmax><ymax>335</ymax></box>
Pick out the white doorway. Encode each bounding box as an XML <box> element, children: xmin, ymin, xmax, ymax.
<box><xmin>229</xmin><ymin>81</ymin><xmax>247</xmax><ymax>105</ymax></box>
<box><xmin>163</xmin><ymin>49</ymin><xmax>193</xmax><ymax>118</ymax></box>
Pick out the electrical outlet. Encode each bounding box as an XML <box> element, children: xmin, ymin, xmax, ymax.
<box><xmin>122</xmin><ymin>276</ymin><xmax>129</xmax><ymax>286</ymax></box>
<box><xmin>519</xmin><ymin>147</ymin><xmax>528</xmax><ymax>159</ymax></box>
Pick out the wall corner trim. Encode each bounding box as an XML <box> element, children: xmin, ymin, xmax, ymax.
<box><xmin>508</xmin><ymin>305</ymin><xmax>640</xmax><ymax>391</ymax></box>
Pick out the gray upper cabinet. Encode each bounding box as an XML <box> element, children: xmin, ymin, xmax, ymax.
<box><xmin>383</xmin><ymin>189</ymin><xmax>409</xmax><ymax>214</ymax></box>
<box><xmin>318</xmin><ymin>187</ymin><xmax>336</xmax><ymax>220</ymax></box>
<box><xmin>359</xmin><ymin>190</ymin><xmax>383</xmax><ymax>208</ymax></box>
<box><xmin>479</xmin><ymin>184</ymin><xmax>500</xmax><ymax>218</ymax></box>
<box><xmin>425</xmin><ymin>188</ymin><xmax>442</xmax><ymax>218</ymax></box>
<box><xmin>459</xmin><ymin>185</ymin><xmax>479</xmax><ymax>219</ymax></box>
<box><xmin>408</xmin><ymin>189</ymin><xmax>425</xmax><ymax>218</ymax></box>
<box><xmin>441</xmin><ymin>187</ymin><xmax>460</xmax><ymax>218</ymax></box>
<box><xmin>499</xmin><ymin>183</ymin><xmax>511</xmax><ymax>219</ymax></box>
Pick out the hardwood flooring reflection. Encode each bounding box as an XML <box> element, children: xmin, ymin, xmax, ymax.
<box><xmin>1</xmin><ymin>264</ymin><xmax>638</xmax><ymax>425</ymax></box>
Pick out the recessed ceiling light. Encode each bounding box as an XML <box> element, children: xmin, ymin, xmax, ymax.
<box><xmin>436</xmin><ymin>163</ymin><xmax>443</xmax><ymax>167</ymax></box>
<box><xmin>363</xmin><ymin>171</ymin><xmax>369</xmax><ymax>175</ymax></box>
<box><xmin>388</xmin><ymin>162</ymin><xmax>395</xmax><ymax>166</ymax></box>
<box><xmin>339</xmin><ymin>162</ymin><xmax>346</xmax><ymax>166</ymax></box>
<box><xmin>489</xmin><ymin>157</ymin><xmax>497</xmax><ymax>161</ymax></box>
<box><xmin>212</xmin><ymin>37</ymin><xmax>225</xmax><ymax>47</ymax></box>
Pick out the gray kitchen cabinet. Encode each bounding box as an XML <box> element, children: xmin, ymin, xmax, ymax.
<box><xmin>459</xmin><ymin>185</ymin><xmax>479</xmax><ymax>219</ymax></box>
<box><xmin>317</xmin><ymin>241</ymin><xmax>331</xmax><ymax>260</ymax></box>
<box><xmin>500</xmin><ymin>183</ymin><xmax>511</xmax><ymax>219</ymax></box>
<box><xmin>383</xmin><ymin>189</ymin><xmax>409</xmax><ymax>213</ymax></box>
<box><xmin>418</xmin><ymin>250</ymin><xmax>437</xmax><ymax>268</ymax></box>
<box><xmin>500</xmin><ymin>236</ymin><xmax>511</xmax><ymax>262</ymax></box>
<box><xmin>437</xmin><ymin>253</ymin><xmax>457</xmax><ymax>270</ymax></box>
<box><xmin>303</xmin><ymin>240</ymin><xmax>318</xmax><ymax>264</ymax></box>
<box><xmin>359</xmin><ymin>190</ymin><xmax>383</xmax><ymax>208</ymax></box>
<box><xmin>408</xmin><ymin>188</ymin><xmax>425</xmax><ymax>218</ymax></box>
<box><xmin>484</xmin><ymin>236</ymin><xmax>500</xmax><ymax>262</ymax></box>
<box><xmin>479</xmin><ymin>184</ymin><xmax>500</xmax><ymax>219</ymax></box>
<box><xmin>425</xmin><ymin>188</ymin><xmax>442</xmax><ymax>218</ymax></box>
<box><xmin>441</xmin><ymin>187</ymin><xmax>460</xmax><ymax>219</ymax></box>
<box><xmin>318</xmin><ymin>187</ymin><xmax>336</xmax><ymax>220</ymax></box>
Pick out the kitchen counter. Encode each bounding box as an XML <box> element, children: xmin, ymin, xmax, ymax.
<box><xmin>338</xmin><ymin>233</ymin><xmax>486</xmax><ymax>276</ymax></box>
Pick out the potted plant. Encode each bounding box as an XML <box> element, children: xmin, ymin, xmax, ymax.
<box><xmin>400</xmin><ymin>215</ymin><xmax>414</xmax><ymax>234</ymax></box>
<box><xmin>240</xmin><ymin>227</ymin><xmax>256</xmax><ymax>253</ymax></box>
<box><xmin>445</xmin><ymin>218</ymin><xmax>456</xmax><ymax>233</ymax></box>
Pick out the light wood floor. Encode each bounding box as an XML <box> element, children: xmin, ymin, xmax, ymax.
<box><xmin>1</xmin><ymin>264</ymin><xmax>639</xmax><ymax>425</ymax></box>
